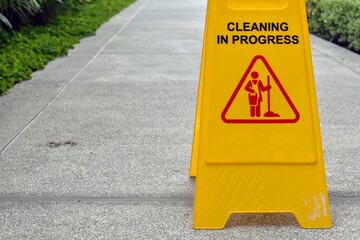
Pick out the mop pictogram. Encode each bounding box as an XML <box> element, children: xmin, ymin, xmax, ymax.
<box><xmin>221</xmin><ymin>55</ymin><xmax>300</xmax><ymax>124</ymax></box>
<box><xmin>263</xmin><ymin>75</ymin><xmax>280</xmax><ymax>118</ymax></box>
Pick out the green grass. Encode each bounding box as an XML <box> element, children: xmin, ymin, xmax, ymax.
<box><xmin>0</xmin><ymin>0</ymin><xmax>135</xmax><ymax>95</ymax></box>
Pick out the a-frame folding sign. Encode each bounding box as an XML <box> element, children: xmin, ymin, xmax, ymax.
<box><xmin>190</xmin><ymin>0</ymin><xmax>331</xmax><ymax>229</ymax></box>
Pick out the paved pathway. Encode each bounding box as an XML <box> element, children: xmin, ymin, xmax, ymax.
<box><xmin>0</xmin><ymin>0</ymin><xmax>359</xmax><ymax>238</ymax></box>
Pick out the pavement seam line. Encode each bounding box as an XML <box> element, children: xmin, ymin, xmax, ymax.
<box><xmin>0</xmin><ymin>196</ymin><xmax>358</xmax><ymax>203</ymax></box>
<box><xmin>312</xmin><ymin>46</ymin><xmax>360</xmax><ymax>76</ymax></box>
<box><xmin>0</xmin><ymin>0</ymin><xmax>150</xmax><ymax>155</ymax></box>
<box><xmin>0</xmin><ymin>196</ymin><xmax>194</xmax><ymax>203</ymax></box>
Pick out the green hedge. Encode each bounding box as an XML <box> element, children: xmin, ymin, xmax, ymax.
<box><xmin>0</xmin><ymin>0</ymin><xmax>134</xmax><ymax>95</ymax></box>
<box><xmin>306</xmin><ymin>0</ymin><xmax>360</xmax><ymax>52</ymax></box>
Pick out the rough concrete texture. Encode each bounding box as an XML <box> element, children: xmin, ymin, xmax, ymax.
<box><xmin>0</xmin><ymin>0</ymin><xmax>359</xmax><ymax>238</ymax></box>
<box><xmin>0</xmin><ymin>198</ymin><xmax>359</xmax><ymax>239</ymax></box>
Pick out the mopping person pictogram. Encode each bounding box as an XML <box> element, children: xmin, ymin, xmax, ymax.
<box><xmin>221</xmin><ymin>55</ymin><xmax>299</xmax><ymax>123</ymax></box>
<box><xmin>245</xmin><ymin>71</ymin><xmax>278</xmax><ymax>118</ymax></box>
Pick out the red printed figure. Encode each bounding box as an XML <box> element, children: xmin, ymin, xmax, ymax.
<box><xmin>245</xmin><ymin>71</ymin><xmax>271</xmax><ymax>117</ymax></box>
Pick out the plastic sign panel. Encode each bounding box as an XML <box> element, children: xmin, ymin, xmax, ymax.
<box><xmin>189</xmin><ymin>4</ymin><xmax>209</xmax><ymax>178</ymax></box>
<box><xmin>190</xmin><ymin>0</ymin><xmax>331</xmax><ymax>229</ymax></box>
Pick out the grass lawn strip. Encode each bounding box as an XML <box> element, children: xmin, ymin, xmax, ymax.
<box><xmin>0</xmin><ymin>0</ymin><xmax>135</xmax><ymax>95</ymax></box>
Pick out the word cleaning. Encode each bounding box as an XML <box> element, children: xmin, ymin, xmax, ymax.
<box><xmin>217</xmin><ymin>22</ymin><xmax>299</xmax><ymax>45</ymax></box>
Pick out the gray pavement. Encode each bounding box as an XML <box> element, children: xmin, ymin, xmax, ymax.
<box><xmin>0</xmin><ymin>0</ymin><xmax>359</xmax><ymax>238</ymax></box>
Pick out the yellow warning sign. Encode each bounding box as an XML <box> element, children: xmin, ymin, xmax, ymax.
<box><xmin>191</xmin><ymin>0</ymin><xmax>331</xmax><ymax>228</ymax></box>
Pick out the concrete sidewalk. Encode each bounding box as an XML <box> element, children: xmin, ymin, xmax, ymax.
<box><xmin>0</xmin><ymin>0</ymin><xmax>359</xmax><ymax>238</ymax></box>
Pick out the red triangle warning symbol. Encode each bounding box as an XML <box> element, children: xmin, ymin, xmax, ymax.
<box><xmin>221</xmin><ymin>55</ymin><xmax>300</xmax><ymax>124</ymax></box>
